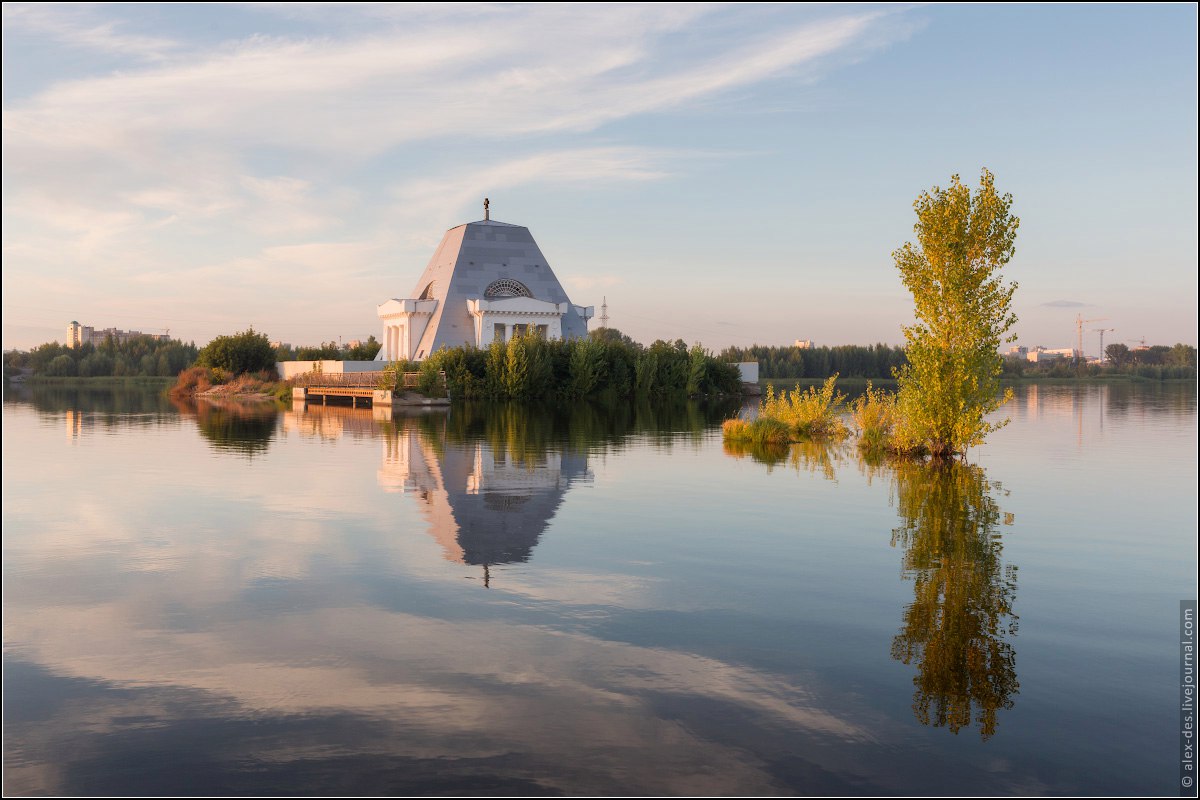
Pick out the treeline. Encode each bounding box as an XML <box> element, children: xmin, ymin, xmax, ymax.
<box><xmin>389</xmin><ymin>330</ymin><xmax>742</xmax><ymax>400</ymax></box>
<box><xmin>274</xmin><ymin>336</ymin><xmax>381</xmax><ymax>362</ymax></box>
<box><xmin>4</xmin><ymin>336</ymin><xmax>199</xmax><ymax>378</ymax></box>
<box><xmin>718</xmin><ymin>343</ymin><xmax>908</xmax><ymax>380</ymax></box>
<box><xmin>1105</xmin><ymin>343</ymin><xmax>1195</xmax><ymax>368</ymax></box>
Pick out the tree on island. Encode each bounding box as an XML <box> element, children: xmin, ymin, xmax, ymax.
<box><xmin>196</xmin><ymin>328</ymin><xmax>276</xmax><ymax>375</ymax></box>
<box><xmin>892</xmin><ymin>168</ymin><xmax>1020</xmax><ymax>458</ymax></box>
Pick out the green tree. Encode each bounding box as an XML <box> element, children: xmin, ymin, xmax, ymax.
<box><xmin>590</xmin><ymin>326</ymin><xmax>641</xmax><ymax>349</ymax></box>
<box><xmin>893</xmin><ymin>169</ymin><xmax>1019</xmax><ymax>458</ymax></box>
<box><xmin>1166</xmin><ymin>343</ymin><xmax>1197</xmax><ymax>368</ymax></box>
<box><xmin>196</xmin><ymin>328</ymin><xmax>276</xmax><ymax>375</ymax></box>
<box><xmin>45</xmin><ymin>354</ymin><xmax>77</xmax><ymax>377</ymax></box>
<box><xmin>346</xmin><ymin>335</ymin><xmax>381</xmax><ymax>361</ymax></box>
<box><xmin>1105</xmin><ymin>343</ymin><xmax>1132</xmax><ymax>369</ymax></box>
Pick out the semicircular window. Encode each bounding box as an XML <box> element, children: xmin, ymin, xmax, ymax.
<box><xmin>484</xmin><ymin>279</ymin><xmax>533</xmax><ymax>299</ymax></box>
<box><xmin>419</xmin><ymin>281</ymin><xmax>437</xmax><ymax>300</ymax></box>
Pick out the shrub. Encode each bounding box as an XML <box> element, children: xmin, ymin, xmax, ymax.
<box><xmin>416</xmin><ymin>359</ymin><xmax>446</xmax><ymax>397</ymax></box>
<box><xmin>169</xmin><ymin>366</ymin><xmax>213</xmax><ymax>397</ymax></box>
<box><xmin>759</xmin><ymin>375</ymin><xmax>849</xmax><ymax>439</ymax></box>
<box><xmin>851</xmin><ymin>382</ymin><xmax>898</xmax><ymax>452</ymax></box>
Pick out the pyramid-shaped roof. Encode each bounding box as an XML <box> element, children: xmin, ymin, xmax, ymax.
<box><xmin>403</xmin><ymin>218</ymin><xmax>589</xmax><ymax>357</ymax></box>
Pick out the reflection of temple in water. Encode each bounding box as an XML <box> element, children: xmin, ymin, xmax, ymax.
<box><xmin>378</xmin><ymin>417</ymin><xmax>591</xmax><ymax>572</ymax></box>
<box><xmin>285</xmin><ymin>403</ymin><xmax>591</xmax><ymax>578</ymax></box>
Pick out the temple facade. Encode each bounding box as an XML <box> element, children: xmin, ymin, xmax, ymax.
<box><xmin>376</xmin><ymin>202</ymin><xmax>593</xmax><ymax>361</ymax></box>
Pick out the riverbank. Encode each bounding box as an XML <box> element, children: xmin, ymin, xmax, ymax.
<box><xmin>169</xmin><ymin>367</ymin><xmax>290</xmax><ymax>404</ymax></box>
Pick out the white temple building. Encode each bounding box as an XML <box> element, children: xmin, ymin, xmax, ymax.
<box><xmin>376</xmin><ymin>200</ymin><xmax>594</xmax><ymax>361</ymax></box>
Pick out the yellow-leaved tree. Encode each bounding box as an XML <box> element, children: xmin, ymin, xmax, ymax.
<box><xmin>893</xmin><ymin>169</ymin><xmax>1019</xmax><ymax>458</ymax></box>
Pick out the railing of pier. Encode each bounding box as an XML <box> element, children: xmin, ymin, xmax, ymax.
<box><xmin>289</xmin><ymin>371</ymin><xmax>436</xmax><ymax>389</ymax></box>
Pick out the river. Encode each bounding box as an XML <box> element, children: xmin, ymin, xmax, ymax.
<box><xmin>2</xmin><ymin>382</ymin><xmax>1195</xmax><ymax>795</ymax></box>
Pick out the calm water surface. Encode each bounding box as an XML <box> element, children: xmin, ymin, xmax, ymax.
<box><xmin>3</xmin><ymin>383</ymin><xmax>1196</xmax><ymax>795</ymax></box>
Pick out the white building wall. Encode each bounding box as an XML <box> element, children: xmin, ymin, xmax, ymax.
<box><xmin>735</xmin><ymin>362</ymin><xmax>759</xmax><ymax>383</ymax></box>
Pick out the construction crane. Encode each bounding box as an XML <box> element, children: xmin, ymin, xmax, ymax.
<box><xmin>1093</xmin><ymin>328</ymin><xmax>1114</xmax><ymax>363</ymax></box>
<box><xmin>1075</xmin><ymin>314</ymin><xmax>1108</xmax><ymax>362</ymax></box>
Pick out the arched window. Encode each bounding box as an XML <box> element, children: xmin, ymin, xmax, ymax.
<box><xmin>484</xmin><ymin>279</ymin><xmax>533</xmax><ymax>299</ymax></box>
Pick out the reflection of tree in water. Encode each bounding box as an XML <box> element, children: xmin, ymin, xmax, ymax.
<box><xmin>173</xmin><ymin>398</ymin><xmax>278</xmax><ymax>457</ymax></box>
<box><xmin>719</xmin><ymin>441</ymin><xmax>1020</xmax><ymax>738</ymax></box>
<box><xmin>443</xmin><ymin>397</ymin><xmax>740</xmax><ymax>455</ymax></box>
<box><xmin>888</xmin><ymin>460</ymin><xmax>1018</xmax><ymax>740</ymax></box>
<box><xmin>721</xmin><ymin>438</ymin><xmax>851</xmax><ymax>481</ymax></box>
<box><xmin>8</xmin><ymin>384</ymin><xmax>178</xmax><ymax>433</ymax></box>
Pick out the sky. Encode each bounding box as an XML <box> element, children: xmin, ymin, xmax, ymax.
<box><xmin>3</xmin><ymin>3</ymin><xmax>1196</xmax><ymax>356</ymax></box>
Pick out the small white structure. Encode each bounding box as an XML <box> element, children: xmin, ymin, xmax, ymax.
<box><xmin>735</xmin><ymin>362</ymin><xmax>759</xmax><ymax>383</ymax></box>
<box><xmin>377</xmin><ymin>201</ymin><xmax>593</xmax><ymax>361</ymax></box>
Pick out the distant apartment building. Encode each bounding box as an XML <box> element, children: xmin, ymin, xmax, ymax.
<box><xmin>68</xmin><ymin>321</ymin><xmax>169</xmax><ymax>348</ymax></box>
<box><xmin>67</xmin><ymin>322</ymin><xmax>93</xmax><ymax>347</ymax></box>
<box><xmin>1025</xmin><ymin>346</ymin><xmax>1076</xmax><ymax>363</ymax></box>
<box><xmin>794</xmin><ymin>339</ymin><xmax>813</xmax><ymax>349</ymax></box>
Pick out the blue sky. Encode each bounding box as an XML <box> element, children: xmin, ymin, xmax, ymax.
<box><xmin>3</xmin><ymin>3</ymin><xmax>1196</xmax><ymax>354</ymax></box>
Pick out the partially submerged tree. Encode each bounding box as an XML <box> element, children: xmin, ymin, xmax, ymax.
<box><xmin>893</xmin><ymin>169</ymin><xmax>1019</xmax><ymax>458</ymax></box>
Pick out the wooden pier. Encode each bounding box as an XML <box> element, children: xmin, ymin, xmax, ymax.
<box><xmin>291</xmin><ymin>371</ymin><xmax>449</xmax><ymax>409</ymax></box>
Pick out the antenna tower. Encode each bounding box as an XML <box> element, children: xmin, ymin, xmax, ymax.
<box><xmin>600</xmin><ymin>296</ymin><xmax>609</xmax><ymax>328</ymax></box>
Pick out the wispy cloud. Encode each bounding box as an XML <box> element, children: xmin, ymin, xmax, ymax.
<box><xmin>1040</xmin><ymin>300</ymin><xmax>1091</xmax><ymax>308</ymax></box>
<box><xmin>389</xmin><ymin>146</ymin><xmax>677</xmax><ymax>239</ymax></box>
<box><xmin>2</xmin><ymin>4</ymin><xmax>916</xmax><ymax>346</ymax></box>
<box><xmin>3</xmin><ymin>4</ymin><xmax>179</xmax><ymax>62</ymax></box>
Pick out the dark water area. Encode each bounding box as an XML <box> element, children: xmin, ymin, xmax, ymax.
<box><xmin>2</xmin><ymin>383</ymin><xmax>1196</xmax><ymax>795</ymax></box>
